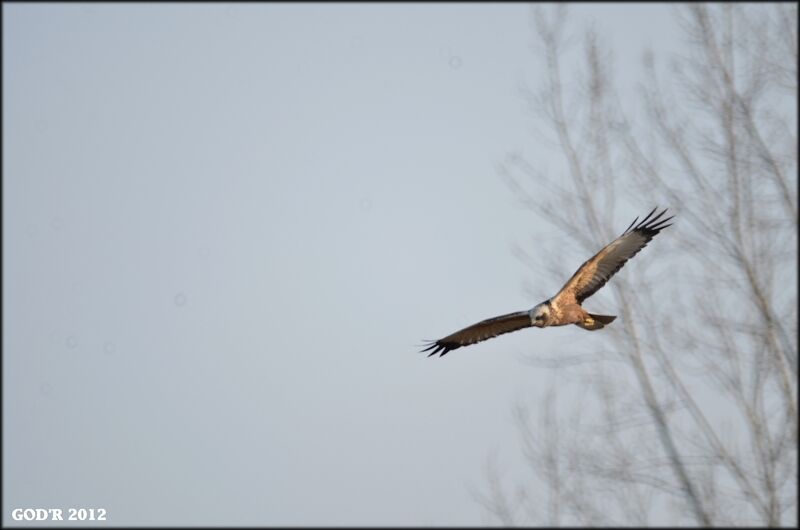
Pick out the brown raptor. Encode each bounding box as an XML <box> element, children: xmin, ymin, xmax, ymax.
<box><xmin>421</xmin><ymin>207</ymin><xmax>674</xmax><ymax>357</ymax></box>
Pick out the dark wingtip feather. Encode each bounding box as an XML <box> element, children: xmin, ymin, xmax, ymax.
<box><xmin>420</xmin><ymin>342</ymin><xmax>438</xmax><ymax>353</ymax></box>
<box><xmin>624</xmin><ymin>207</ymin><xmax>671</xmax><ymax>235</ymax></box>
<box><xmin>622</xmin><ymin>216</ymin><xmax>639</xmax><ymax>235</ymax></box>
<box><xmin>648</xmin><ymin>216</ymin><xmax>674</xmax><ymax>232</ymax></box>
<box><xmin>638</xmin><ymin>206</ymin><xmax>658</xmax><ymax>226</ymax></box>
<box><xmin>647</xmin><ymin>208</ymin><xmax>668</xmax><ymax>225</ymax></box>
<box><xmin>633</xmin><ymin>207</ymin><xmax>674</xmax><ymax>235</ymax></box>
<box><xmin>420</xmin><ymin>340</ymin><xmax>456</xmax><ymax>357</ymax></box>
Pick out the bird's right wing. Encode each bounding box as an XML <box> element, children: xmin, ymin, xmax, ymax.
<box><xmin>553</xmin><ymin>207</ymin><xmax>674</xmax><ymax>305</ymax></box>
<box><xmin>420</xmin><ymin>311</ymin><xmax>532</xmax><ymax>357</ymax></box>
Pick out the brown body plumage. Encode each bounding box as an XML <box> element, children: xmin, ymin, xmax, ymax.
<box><xmin>421</xmin><ymin>207</ymin><xmax>673</xmax><ymax>357</ymax></box>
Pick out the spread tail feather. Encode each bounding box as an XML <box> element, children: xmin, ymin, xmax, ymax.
<box><xmin>578</xmin><ymin>313</ymin><xmax>617</xmax><ymax>331</ymax></box>
<box><xmin>589</xmin><ymin>313</ymin><xmax>617</xmax><ymax>325</ymax></box>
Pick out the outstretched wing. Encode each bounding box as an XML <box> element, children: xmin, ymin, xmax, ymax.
<box><xmin>420</xmin><ymin>311</ymin><xmax>532</xmax><ymax>357</ymax></box>
<box><xmin>554</xmin><ymin>207</ymin><xmax>674</xmax><ymax>305</ymax></box>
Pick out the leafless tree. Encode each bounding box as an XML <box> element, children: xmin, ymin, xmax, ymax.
<box><xmin>476</xmin><ymin>4</ymin><xmax>797</xmax><ymax>526</ymax></box>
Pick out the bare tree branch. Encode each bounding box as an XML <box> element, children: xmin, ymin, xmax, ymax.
<box><xmin>477</xmin><ymin>4</ymin><xmax>797</xmax><ymax>526</ymax></box>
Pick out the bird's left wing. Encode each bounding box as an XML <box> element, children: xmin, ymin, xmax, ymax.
<box><xmin>554</xmin><ymin>207</ymin><xmax>674</xmax><ymax>305</ymax></box>
<box><xmin>421</xmin><ymin>311</ymin><xmax>532</xmax><ymax>357</ymax></box>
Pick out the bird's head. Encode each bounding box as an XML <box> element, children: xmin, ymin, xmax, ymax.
<box><xmin>529</xmin><ymin>300</ymin><xmax>552</xmax><ymax>327</ymax></box>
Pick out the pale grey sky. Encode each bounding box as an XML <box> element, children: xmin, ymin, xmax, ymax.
<box><xmin>4</xmin><ymin>3</ymin><xmax>682</xmax><ymax>526</ymax></box>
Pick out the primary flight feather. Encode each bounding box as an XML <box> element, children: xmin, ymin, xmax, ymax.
<box><xmin>421</xmin><ymin>207</ymin><xmax>674</xmax><ymax>357</ymax></box>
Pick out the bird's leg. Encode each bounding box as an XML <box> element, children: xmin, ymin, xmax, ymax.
<box><xmin>562</xmin><ymin>304</ymin><xmax>589</xmax><ymax>326</ymax></box>
<box><xmin>562</xmin><ymin>304</ymin><xmax>604</xmax><ymax>330</ymax></box>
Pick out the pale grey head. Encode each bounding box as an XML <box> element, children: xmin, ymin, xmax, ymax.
<box><xmin>529</xmin><ymin>299</ymin><xmax>552</xmax><ymax>327</ymax></box>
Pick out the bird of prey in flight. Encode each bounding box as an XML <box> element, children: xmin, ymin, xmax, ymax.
<box><xmin>421</xmin><ymin>207</ymin><xmax>674</xmax><ymax>357</ymax></box>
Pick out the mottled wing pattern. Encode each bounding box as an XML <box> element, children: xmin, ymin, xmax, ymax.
<box><xmin>554</xmin><ymin>208</ymin><xmax>674</xmax><ymax>305</ymax></box>
<box><xmin>420</xmin><ymin>311</ymin><xmax>532</xmax><ymax>357</ymax></box>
